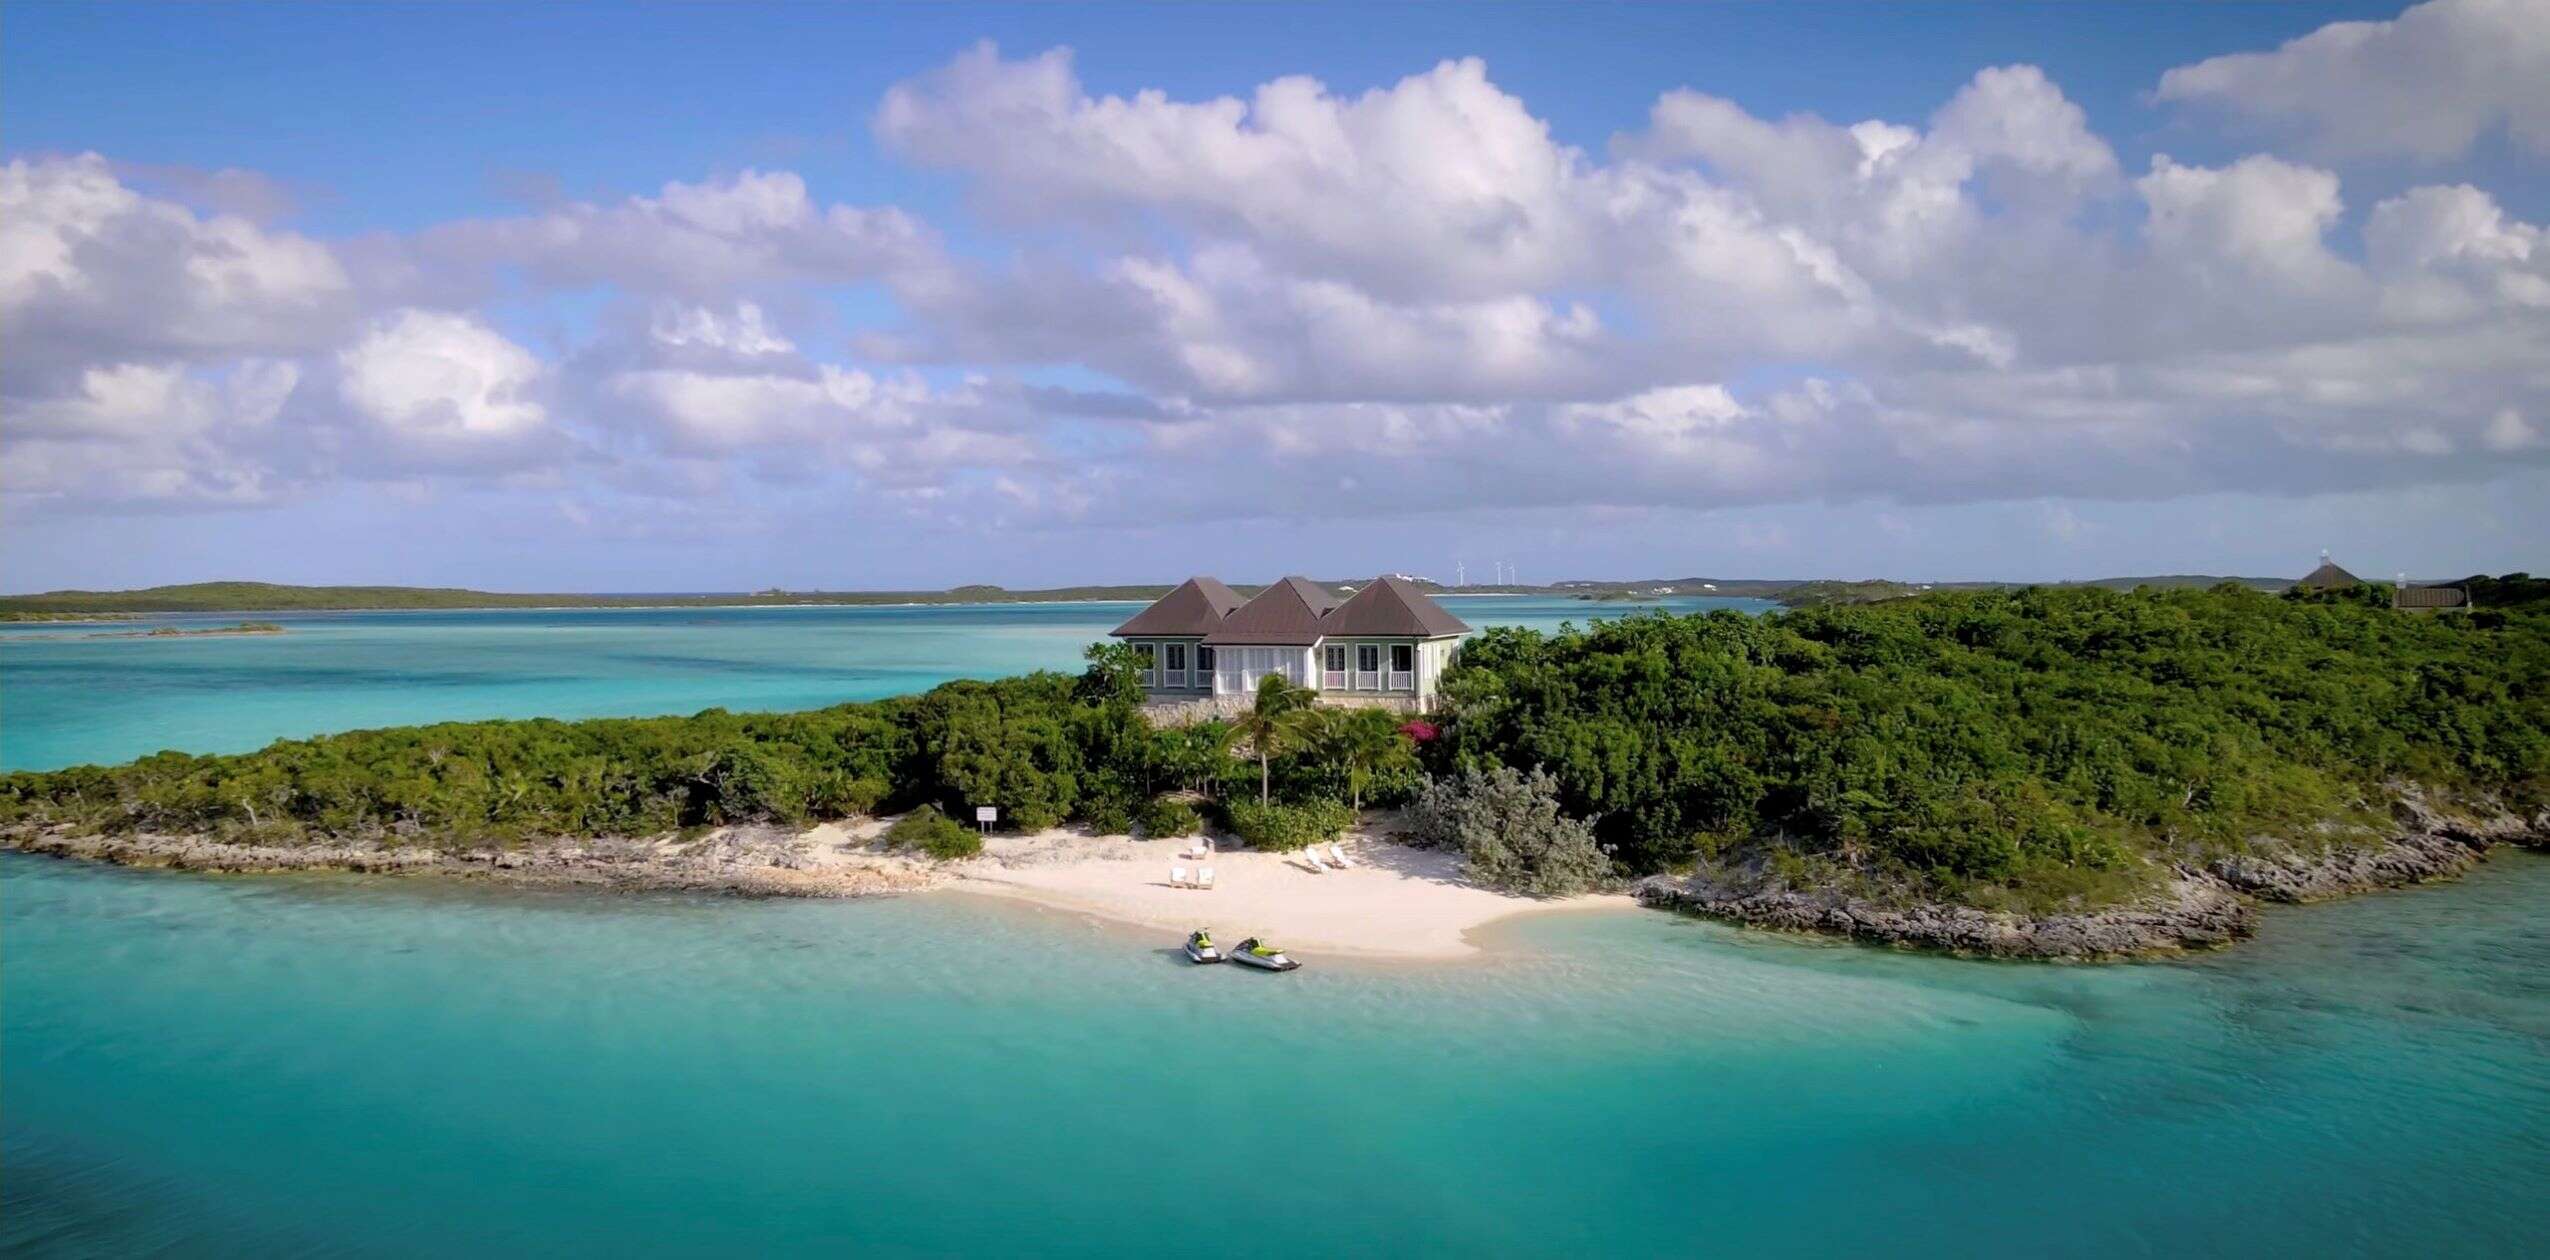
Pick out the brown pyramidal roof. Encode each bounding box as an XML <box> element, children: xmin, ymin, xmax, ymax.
<box><xmin>1201</xmin><ymin>576</ymin><xmax>1340</xmax><ymax>646</ymax></box>
<box><xmin>1109</xmin><ymin>576</ymin><xmax>1245</xmax><ymax>637</ymax></box>
<box><xmin>1323</xmin><ymin>575</ymin><xmax>1471</xmax><ymax>637</ymax></box>
<box><xmin>2293</xmin><ymin>559</ymin><xmax>2363</xmax><ymax>591</ymax></box>
<box><xmin>2394</xmin><ymin>585</ymin><xmax>2468</xmax><ymax>609</ymax></box>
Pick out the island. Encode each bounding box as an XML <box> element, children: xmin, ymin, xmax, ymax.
<box><xmin>1</xmin><ymin>621</ymin><xmax>286</xmax><ymax>643</ymax></box>
<box><xmin>6</xmin><ymin>578</ymin><xmax>2541</xmax><ymax>960</ymax></box>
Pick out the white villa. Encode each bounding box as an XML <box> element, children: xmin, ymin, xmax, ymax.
<box><xmin>1110</xmin><ymin>575</ymin><xmax>1472</xmax><ymax>703</ymax></box>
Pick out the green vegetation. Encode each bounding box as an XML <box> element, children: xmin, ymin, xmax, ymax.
<box><xmin>1221</xmin><ymin>799</ymin><xmax>1355</xmax><ymax>852</ymax></box>
<box><xmin>1774</xmin><ymin>580</ymin><xmax>1925</xmax><ymax>608</ymax></box>
<box><xmin>1136</xmin><ymin>795</ymin><xmax>1201</xmax><ymax>839</ymax></box>
<box><xmin>1298</xmin><ymin>706</ymin><xmax>1420</xmax><ymax>811</ymax></box>
<box><xmin>0</xmin><ymin>611</ymin><xmax>142</xmax><ymax>623</ymax></box>
<box><xmin>0</xmin><ymin>646</ymin><xmax>1408</xmax><ymax>855</ymax></box>
<box><xmin>883</xmin><ymin>805</ymin><xmax>981</xmax><ymax>860</ymax></box>
<box><xmin>1223</xmin><ymin>676</ymin><xmax>1316</xmax><ymax>805</ymax></box>
<box><xmin>1431</xmin><ymin>581</ymin><xmax>2549</xmax><ymax>910</ymax></box>
<box><xmin>1406</xmin><ymin>765</ymin><xmax>1611</xmax><ymax>895</ymax></box>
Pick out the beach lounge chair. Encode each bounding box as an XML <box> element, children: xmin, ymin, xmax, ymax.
<box><xmin>1326</xmin><ymin>842</ymin><xmax>1356</xmax><ymax>869</ymax></box>
<box><xmin>1196</xmin><ymin>866</ymin><xmax>1216</xmax><ymax>890</ymax></box>
<box><xmin>1300</xmin><ymin>850</ymin><xmax>1328</xmax><ymax>873</ymax></box>
<box><xmin>1170</xmin><ymin>865</ymin><xmax>1190</xmax><ymax>889</ymax></box>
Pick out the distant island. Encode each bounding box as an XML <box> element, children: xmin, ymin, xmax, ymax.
<box><xmin>0</xmin><ymin>621</ymin><xmax>286</xmax><ymax>643</ymax></box>
<box><xmin>0</xmin><ymin>610</ymin><xmax>144</xmax><ymax>623</ymax></box>
<box><xmin>1</xmin><ymin>575</ymin><xmax>2298</xmax><ymax>615</ymax></box>
<box><xmin>1768</xmin><ymin>579</ymin><xmax>1928</xmax><ymax>607</ymax></box>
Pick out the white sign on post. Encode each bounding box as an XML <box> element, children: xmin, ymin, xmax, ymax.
<box><xmin>975</xmin><ymin>806</ymin><xmax>997</xmax><ymax>832</ymax></box>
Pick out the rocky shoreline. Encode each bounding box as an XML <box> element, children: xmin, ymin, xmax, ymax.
<box><xmin>1638</xmin><ymin>789</ymin><xmax>2549</xmax><ymax>960</ymax></box>
<box><xmin>3</xmin><ymin>824</ymin><xmax>948</xmax><ymax>898</ymax></box>
<box><xmin>11</xmin><ymin>789</ymin><xmax>2543</xmax><ymax>962</ymax></box>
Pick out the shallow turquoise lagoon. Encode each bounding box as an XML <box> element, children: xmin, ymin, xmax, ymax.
<box><xmin>0</xmin><ymin>595</ymin><xmax>1767</xmax><ymax>771</ymax></box>
<box><xmin>6</xmin><ymin>852</ymin><xmax>2546</xmax><ymax>1256</ymax></box>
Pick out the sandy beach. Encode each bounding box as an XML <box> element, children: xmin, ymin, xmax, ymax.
<box><xmin>945</xmin><ymin>826</ymin><xmax>1633</xmax><ymax>959</ymax></box>
<box><xmin>4</xmin><ymin>813</ymin><xmax>1629</xmax><ymax>959</ymax></box>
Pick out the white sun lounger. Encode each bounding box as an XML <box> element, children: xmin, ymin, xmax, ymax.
<box><xmin>1300</xmin><ymin>850</ymin><xmax>1328</xmax><ymax>873</ymax></box>
<box><xmin>1196</xmin><ymin>866</ymin><xmax>1216</xmax><ymax>890</ymax></box>
<box><xmin>1326</xmin><ymin>842</ymin><xmax>1356</xmax><ymax>869</ymax></box>
<box><xmin>1171</xmin><ymin>865</ymin><xmax>1191</xmax><ymax>889</ymax></box>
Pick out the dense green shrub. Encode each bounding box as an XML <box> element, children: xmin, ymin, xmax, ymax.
<box><xmin>1431</xmin><ymin>581</ymin><xmax>2550</xmax><ymax>908</ymax></box>
<box><xmin>1136</xmin><ymin>795</ymin><xmax>1201</xmax><ymax>839</ymax></box>
<box><xmin>1406</xmin><ymin>765</ymin><xmax>1611</xmax><ymax>895</ymax></box>
<box><xmin>883</xmin><ymin>805</ymin><xmax>981</xmax><ymax>860</ymax></box>
<box><xmin>0</xmin><ymin>666</ymin><xmax>1127</xmax><ymax>845</ymax></box>
<box><xmin>1223</xmin><ymin>799</ymin><xmax>1354</xmax><ymax>851</ymax></box>
<box><xmin>1078</xmin><ymin>790</ymin><xmax>1137</xmax><ymax>836</ymax></box>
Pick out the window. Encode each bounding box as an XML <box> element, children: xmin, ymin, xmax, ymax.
<box><xmin>1391</xmin><ymin>643</ymin><xmax>1416</xmax><ymax>690</ymax></box>
<box><xmin>1134</xmin><ymin>642</ymin><xmax>1157</xmax><ymax>687</ymax></box>
<box><xmin>1356</xmin><ymin>644</ymin><xmax>1381</xmax><ymax>689</ymax></box>
<box><xmin>1164</xmin><ymin>642</ymin><xmax>1187</xmax><ymax>686</ymax></box>
<box><xmin>1323</xmin><ymin>644</ymin><xmax>1348</xmax><ymax>690</ymax></box>
<box><xmin>1196</xmin><ymin>645</ymin><xmax>1215</xmax><ymax>672</ymax></box>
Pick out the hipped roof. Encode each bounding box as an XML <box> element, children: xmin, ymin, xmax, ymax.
<box><xmin>1322</xmin><ymin>575</ymin><xmax>1471</xmax><ymax>637</ymax></box>
<box><xmin>1107</xmin><ymin>576</ymin><xmax>1245</xmax><ymax>637</ymax></box>
<box><xmin>1201</xmin><ymin>576</ymin><xmax>1340</xmax><ymax>646</ymax></box>
<box><xmin>2293</xmin><ymin>560</ymin><xmax>2364</xmax><ymax>590</ymax></box>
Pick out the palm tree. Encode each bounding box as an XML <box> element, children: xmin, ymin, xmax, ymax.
<box><xmin>1224</xmin><ymin>675</ymin><xmax>1312</xmax><ymax>806</ymax></box>
<box><xmin>1323</xmin><ymin>708</ymin><xmax>1416</xmax><ymax>812</ymax></box>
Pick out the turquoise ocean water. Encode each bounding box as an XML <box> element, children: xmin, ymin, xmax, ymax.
<box><xmin>5</xmin><ymin>598</ymin><xmax>2547</xmax><ymax>1255</ymax></box>
<box><xmin>0</xmin><ymin>595</ymin><xmax>1764</xmax><ymax>772</ymax></box>
<box><xmin>7</xmin><ymin>853</ymin><xmax>2546</xmax><ymax>1256</ymax></box>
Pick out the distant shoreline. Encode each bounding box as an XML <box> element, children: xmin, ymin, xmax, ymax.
<box><xmin>0</xmin><ymin>576</ymin><xmax>2294</xmax><ymax>616</ymax></box>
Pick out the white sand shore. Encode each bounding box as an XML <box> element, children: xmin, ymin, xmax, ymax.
<box><xmin>946</xmin><ymin>828</ymin><xmax>1632</xmax><ymax>959</ymax></box>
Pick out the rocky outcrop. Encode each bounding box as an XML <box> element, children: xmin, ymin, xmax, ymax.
<box><xmin>1635</xmin><ymin>872</ymin><xmax>2254</xmax><ymax>960</ymax></box>
<box><xmin>1639</xmin><ymin>786</ymin><xmax>2549</xmax><ymax>960</ymax></box>
<box><xmin>2207</xmin><ymin>788</ymin><xmax>2548</xmax><ymax>902</ymax></box>
<box><xmin>3</xmin><ymin>824</ymin><xmax>947</xmax><ymax>898</ymax></box>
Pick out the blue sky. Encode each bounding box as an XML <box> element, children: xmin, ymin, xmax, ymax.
<box><xmin>5</xmin><ymin>1</ymin><xmax>2544</xmax><ymax>590</ymax></box>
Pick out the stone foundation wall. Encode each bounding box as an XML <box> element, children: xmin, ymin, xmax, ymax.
<box><xmin>1141</xmin><ymin>692</ymin><xmax>1422</xmax><ymax>726</ymax></box>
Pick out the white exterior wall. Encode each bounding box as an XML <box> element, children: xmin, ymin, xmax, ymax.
<box><xmin>1155</xmin><ymin>636</ymin><xmax>1461</xmax><ymax>702</ymax></box>
<box><xmin>1210</xmin><ymin>645</ymin><xmax>1312</xmax><ymax>695</ymax></box>
<box><xmin>1130</xmin><ymin>638</ymin><xmax>1211</xmax><ymax>692</ymax></box>
<box><xmin>1416</xmin><ymin>636</ymin><xmax>1463</xmax><ymax>700</ymax></box>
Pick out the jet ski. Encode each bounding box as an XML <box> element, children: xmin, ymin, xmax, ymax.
<box><xmin>1185</xmin><ymin>929</ymin><xmax>1224</xmax><ymax>964</ymax></box>
<box><xmin>1229</xmin><ymin>938</ymin><xmax>1301</xmax><ymax>972</ymax></box>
